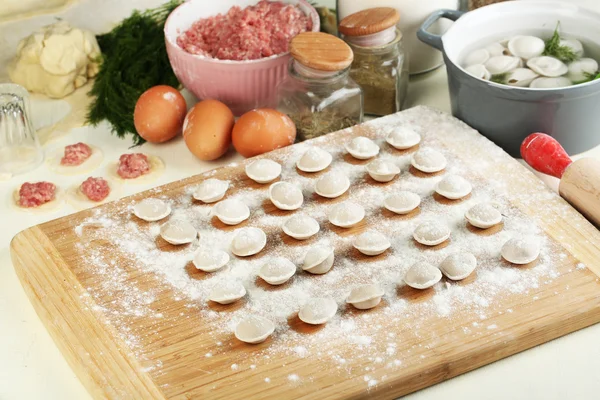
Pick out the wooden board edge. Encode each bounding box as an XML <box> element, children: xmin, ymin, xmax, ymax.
<box><xmin>9</xmin><ymin>227</ymin><xmax>165</xmax><ymax>400</ymax></box>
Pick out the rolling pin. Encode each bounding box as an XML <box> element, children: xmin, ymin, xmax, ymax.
<box><xmin>521</xmin><ymin>133</ymin><xmax>600</xmax><ymax>227</ymax></box>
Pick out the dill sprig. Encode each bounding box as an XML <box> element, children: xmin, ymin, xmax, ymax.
<box><xmin>490</xmin><ymin>73</ymin><xmax>509</xmax><ymax>84</ymax></box>
<box><xmin>87</xmin><ymin>1</ymin><xmax>182</xmax><ymax>146</ymax></box>
<box><xmin>543</xmin><ymin>22</ymin><xmax>578</xmax><ymax>63</ymax></box>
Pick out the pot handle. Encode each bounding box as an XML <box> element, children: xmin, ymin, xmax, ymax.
<box><xmin>417</xmin><ymin>9</ymin><xmax>466</xmax><ymax>51</ymax></box>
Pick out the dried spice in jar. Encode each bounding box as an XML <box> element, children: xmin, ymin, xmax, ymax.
<box><xmin>276</xmin><ymin>32</ymin><xmax>363</xmax><ymax>141</ymax></box>
<box><xmin>339</xmin><ymin>8</ymin><xmax>409</xmax><ymax>116</ymax></box>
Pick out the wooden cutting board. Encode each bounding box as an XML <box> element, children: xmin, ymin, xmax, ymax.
<box><xmin>10</xmin><ymin>106</ymin><xmax>600</xmax><ymax>399</ymax></box>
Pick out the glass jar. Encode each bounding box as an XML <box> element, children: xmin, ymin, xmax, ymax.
<box><xmin>346</xmin><ymin>30</ymin><xmax>409</xmax><ymax>116</ymax></box>
<box><xmin>277</xmin><ymin>32</ymin><xmax>363</xmax><ymax>141</ymax></box>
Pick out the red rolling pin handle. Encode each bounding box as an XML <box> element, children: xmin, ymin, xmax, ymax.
<box><xmin>520</xmin><ymin>133</ymin><xmax>573</xmax><ymax>179</ymax></box>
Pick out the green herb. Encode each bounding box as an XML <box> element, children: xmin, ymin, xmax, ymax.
<box><xmin>490</xmin><ymin>73</ymin><xmax>509</xmax><ymax>84</ymax></box>
<box><xmin>87</xmin><ymin>1</ymin><xmax>182</xmax><ymax>145</ymax></box>
<box><xmin>543</xmin><ymin>22</ymin><xmax>579</xmax><ymax>63</ymax></box>
<box><xmin>576</xmin><ymin>71</ymin><xmax>600</xmax><ymax>84</ymax></box>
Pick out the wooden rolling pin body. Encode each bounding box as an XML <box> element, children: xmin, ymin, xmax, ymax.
<box><xmin>559</xmin><ymin>158</ymin><xmax>600</xmax><ymax>227</ymax></box>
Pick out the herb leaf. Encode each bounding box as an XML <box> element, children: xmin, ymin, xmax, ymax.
<box><xmin>490</xmin><ymin>73</ymin><xmax>509</xmax><ymax>84</ymax></box>
<box><xmin>87</xmin><ymin>1</ymin><xmax>182</xmax><ymax>146</ymax></box>
<box><xmin>543</xmin><ymin>22</ymin><xmax>579</xmax><ymax>63</ymax></box>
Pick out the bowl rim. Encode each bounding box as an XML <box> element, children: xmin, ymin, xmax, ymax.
<box><xmin>443</xmin><ymin>0</ymin><xmax>600</xmax><ymax>92</ymax></box>
<box><xmin>164</xmin><ymin>0</ymin><xmax>320</xmax><ymax>65</ymax></box>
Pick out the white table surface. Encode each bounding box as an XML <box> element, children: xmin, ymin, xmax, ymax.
<box><xmin>1</xmin><ymin>2</ymin><xmax>600</xmax><ymax>399</ymax></box>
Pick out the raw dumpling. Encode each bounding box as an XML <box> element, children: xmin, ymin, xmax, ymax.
<box><xmin>384</xmin><ymin>191</ymin><xmax>421</xmax><ymax>215</ymax></box>
<box><xmin>193</xmin><ymin>179</ymin><xmax>229</xmax><ymax>203</ymax></box>
<box><xmin>465</xmin><ymin>203</ymin><xmax>502</xmax><ymax>229</ymax></box>
<box><xmin>403</xmin><ymin>261</ymin><xmax>442</xmax><ymax>289</ymax></box>
<box><xmin>346</xmin><ymin>284</ymin><xmax>384</xmax><ymax>310</ymax></box>
<box><xmin>328</xmin><ymin>202</ymin><xmax>365</xmax><ymax>228</ymax></box>
<box><xmin>386</xmin><ymin>127</ymin><xmax>421</xmax><ymax>150</ymax></box>
<box><xmin>213</xmin><ymin>199</ymin><xmax>250</xmax><ymax>225</ymax></box>
<box><xmin>435</xmin><ymin>175</ymin><xmax>472</xmax><ymax>200</ymax></box>
<box><xmin>234</xmin><ymin>315</ymin><xmax>275</xmax><ymax>344</ymax></box>
<box><xmin>411</xmin><ymin>148</ymin><xmax>447</xmax><ymax>173</ymax></box>
<box><xmin>133</xmin><ymin>198</ymin><xmax>171</xmax><ymax>222</ymax></box>
<box><xmin>296</xmin><ymin>148</ymin><xmax>332</xmax><ymax>172</ymax></box>
<box><xmin>439</xmin><ymin>253</ymin><xmax>477</xmax><ymax>280</ymax></box>
<box><xmin>345</xmin><ymin>136</ymin><xmax>380</xmax><ymax>160</ymax></box>
<box><xmin>269</xmin><ymin>182</ymin><xmax>303</xmax><ymax>210</ymax></box>
<box><xmin>353</xmin><ymin>230</ymin><xmax>391</xmax><ymax>256</ymax></box>
<box><xmin>282</xmin><ymin>214</ymin><xmax>320</xmax><ymax>240</ymax></box>
<box><xmin>160</xmin><ymin>219</ymin><xmax>197</xmax><ymax>245</ymax></box>
<box><xmin>298</xmin><ymin>297</ymin><xmax>338</xmax><ymax>325</ymax></box>
<box><xmin>366</xmin><ymin>159</ymin><xmax>401</xmax><ymax>183</ymax></box>
<box><xmin>231</xmin><ymin>227</ymin><xmax>267</xmax><ymax>257</ymax></box>
<box><xmin>209</xmin><ymin>281</ymin><xmax>246</xmax><ymax>304</ymax></box>
<box><xmin>413</xmin><ymin>221</ymin><xmax>451</xmax><ymax>246</ymax></box>
<box><xmin>315</xmin><ymin>171</ymin><xmax>350</xmax><ymax>199</ymax></box>
<box><xmin>259</xmin><ymin>257</ymin><xmax>296</xmax><ymax>285</ymax></box>
<box><xmin>193</xmin><ymin>247</ymin><xmax>230</xmax><ymax>272</ymax></box>
<box><xmin>501</xmin><ymin>237</ymin><xmax>540</xmax><ymax>265</ymax></box>
<box><xmin>245</xmin><ymin>159</ymin><xmax>282</xmax><ymax>184</ymax></box>
<box><xmin>303</xmin><ymin>245</ymin><xmax>334</xmax><ymax>274</ymax></box>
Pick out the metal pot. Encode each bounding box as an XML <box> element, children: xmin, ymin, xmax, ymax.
<box><xmin>417</xmin><ymin>1</ymin><xmax>600</xmax><ymax>156</ymax></box>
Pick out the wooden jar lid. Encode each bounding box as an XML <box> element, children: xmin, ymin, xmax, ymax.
<box><xmin>290</xmin><ymin>32</ymin><xmax>353</xmax><ymax>72</ymax></box>
<box><xmin>339</xmin><ymin>7</ymin><xmax>400</xmax><ymax>37</ymax></box>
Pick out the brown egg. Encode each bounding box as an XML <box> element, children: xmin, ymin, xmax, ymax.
<box><xmin>232</xmin><ymin>109</ymin><xmax>296</xmax><ymax>158</ymax></box>
<box><xmin>183</xmin><ymin>100</ymin><xmax>235</xmax><ymax>161</ymax></box>
<box><xmin>134</xmin><ymin>85</ymin><xmax>187</xmax><ymax>143</ymax></box>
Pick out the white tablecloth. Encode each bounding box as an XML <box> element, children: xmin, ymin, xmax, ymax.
<box><xmin>1</xmin><ymin>1</ymin><xmax>600</xmax><ymax>399</ymax></box>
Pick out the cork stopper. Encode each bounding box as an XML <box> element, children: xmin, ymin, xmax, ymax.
<box><xmin>339</xmin><ymin>7</ymin><xmax>400</xmax><ymax>37</ymax></box>
<box><xmin>290</xmin><ymin>32</ymin><xmax>353</xmax><ymax>72</ymax></box>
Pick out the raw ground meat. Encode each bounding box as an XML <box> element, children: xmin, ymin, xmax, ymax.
<box><xmin>117</xmin><ymin>153</ymin><xmax>151</xmax><ymax>179</ymax></box>
<box><xmin>176</xmin><ymin>0</ymin><xmax>312</xmax><ymax>61</ymax></box>
<box><xmin>18</xmin><ymin>182</ymin><xmax>56</xmax><ymax>208</ymax></box>
<box><xmin>61</xmin><ymin>142</ymin><xmax>93</xmax><ymax>166</ymax></box>
<box><xmin>80</xmin><ymin>177</ymin><xmax>110</xmax><ymax>202</ymax></box>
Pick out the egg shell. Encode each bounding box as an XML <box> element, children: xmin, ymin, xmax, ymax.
<box><xmin>232</xmin><ymin>109</ymin><xmax>296</xmax><ymax>158</ymax></box>
<box><xmin>183</xmin><ymin>100</ymin><xmax>234</xmax><ymax>161</ymax></box>
<box><xmin>134</xmin><ymin>85</ymin><xmax>187</xmax><ymax>143</ymax></box>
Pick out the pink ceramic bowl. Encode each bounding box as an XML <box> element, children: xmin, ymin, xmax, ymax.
<box><xmin>165</xmin><ymin>0</ymin><xmax>320</xmax><ymax>116</ymax></box>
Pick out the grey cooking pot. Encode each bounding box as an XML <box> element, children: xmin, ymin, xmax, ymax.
<box><xmin>417</xmin><ymin>1</ymin><xmax>600</xmax><ymax>157</ymax></box>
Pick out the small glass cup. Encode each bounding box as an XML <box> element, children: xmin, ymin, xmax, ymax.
<box><xmin>0</xmin><ymin>83</ymin><xmax>43</xmax><ymax>179</ymax></box>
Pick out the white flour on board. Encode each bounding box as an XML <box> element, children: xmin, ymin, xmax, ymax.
<box><xmin>71</xmin><ymin>107</ymin><xmax>578</xmax><ymax>391</ymax></box>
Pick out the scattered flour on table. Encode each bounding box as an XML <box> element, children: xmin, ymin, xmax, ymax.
<box><xmin>71</xmin><ymin>108</ymin><xmax>578</xmax><ymax>390</ymax></box>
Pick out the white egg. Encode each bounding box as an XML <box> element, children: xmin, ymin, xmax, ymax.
<box><xmin>231</xmin><ymin>227</ymin><xmax>267</xmax><ymax>257</ymax></box>
<box><xmin>213</xmin><ymin>199</ymin><xmax>250</xmax><ymax>225</ymax></box>
<box><xmin>245</xmin><ymin>159</ymin><xmax>282</xmax><ymax>184</ymax></box>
